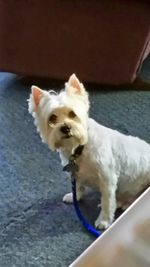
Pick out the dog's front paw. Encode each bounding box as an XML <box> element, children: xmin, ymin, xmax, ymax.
<box><xmin>95</xmin><ymin>217</ymin><xmax>111</xmax><ymax>230</ymax></box>
<box><xmin>63</xmin><ymin>192</ymin><xmax>73</xmax><ymax>204</ymax></box>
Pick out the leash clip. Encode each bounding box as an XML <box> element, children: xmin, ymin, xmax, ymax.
<box><xmin>63</xmin><ymin>145</ymin><xmax>84</xmax><ymax>175</ymax></box>
<box><xmin>63</xmin><ymin>158</ymin><xmax>79</xmax><ymax>181</ymax></box>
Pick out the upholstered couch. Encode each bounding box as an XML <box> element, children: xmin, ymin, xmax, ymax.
<box><xmin>0</xmin><ymin>0</ymin><xmax>150</xmax><ymax>85</ymax></box>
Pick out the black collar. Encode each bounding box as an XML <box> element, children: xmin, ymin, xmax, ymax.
<box><xmin>70</xmin><ymin>145</ymin><xmax>84</xmax><ymax>160</ymax></box>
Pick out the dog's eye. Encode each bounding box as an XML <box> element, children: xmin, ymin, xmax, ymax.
<box><xmin>49</xmin><ymin>114</ymin><xmax>57</xmax><ymax>124</ymax></box>
<box><xmin>68</xmin><ymin>111</ymin><xmax>76</xmax><ymax>119</ymax></box>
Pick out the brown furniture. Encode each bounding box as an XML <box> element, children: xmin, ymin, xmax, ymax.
<box><xmin>0</xmin><ymin>0</ymin><xmax>150</xmax><ymax>85</ymax></box>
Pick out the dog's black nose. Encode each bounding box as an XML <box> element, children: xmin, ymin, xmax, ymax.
<box><xmin>60</xmin><ymin>125</ymin><xmax>70</xmax><ymax>134</ymax></box>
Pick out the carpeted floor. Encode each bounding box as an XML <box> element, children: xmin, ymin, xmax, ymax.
<box><xmin>0</xmin><ymin>58</ymin><xmax>150</xmax><ymax>267</ymax></box>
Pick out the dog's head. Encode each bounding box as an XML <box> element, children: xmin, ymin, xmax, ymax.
<box><xmin>28</xmin><ymin>74</ymin><xmax>89</xmax><ymax>151</ymax></box>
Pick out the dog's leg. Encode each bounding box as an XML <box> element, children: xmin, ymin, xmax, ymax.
<box><xmin>63</xmin><ymin>182</ymin><xmax>85</xmax><ymax>204</ymax></box>
<box><xmin>95</xmin><ymin>177</ymin><xmax>117</xmax><ymax>230</ymax></box>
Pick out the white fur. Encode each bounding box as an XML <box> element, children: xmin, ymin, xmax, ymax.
<box><xmin>28</xmin><ymin>74</ymin><xmax>150</xmax><ymax>229</ymax></box>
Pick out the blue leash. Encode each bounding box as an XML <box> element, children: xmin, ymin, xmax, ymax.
<box><xmin>72</xmin><ymin>178</ymin><xmax>102</xmax><ymax>238</ymax></box>
<box><xmin>63</xmin><ymin>145</ymin><xmax>102</xmax><ymax>238</ymax></box>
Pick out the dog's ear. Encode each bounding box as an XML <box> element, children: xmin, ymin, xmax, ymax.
<box><xmin>66</xmin><ymin>74</ymin><xmax>86</xmax><ymax>96</ymax></box>
<box><xmin>66</xmin><ymin>74</ymin><xmax>89</xmax><ymax>111</ymax></box>
<box><xmin>68</xmin><ymin>74</ymin><xmax>81</xmax><ymax>93</ymax></box>
<box><xmin>31</xmin><ymin>86</ymin><xmax>43</xmax><ymax>106</ymax></box>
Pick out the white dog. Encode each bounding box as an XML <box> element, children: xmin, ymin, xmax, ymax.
<box><xmin>28</xmin><ymin>74</ymin><xmax>150</xmax><ymax>229</ymax></box>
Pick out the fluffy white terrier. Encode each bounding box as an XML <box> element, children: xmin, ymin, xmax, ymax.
<box><xmin>28</xmin><ymin>74</ymin><xmax>150</xmax><ymax>229</ymax></box>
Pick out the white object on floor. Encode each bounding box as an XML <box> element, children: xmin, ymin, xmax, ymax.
<box><xmin>69</xmin><ymin>187</ymin><xmax>150</xmax><ymax>267</ymax></box>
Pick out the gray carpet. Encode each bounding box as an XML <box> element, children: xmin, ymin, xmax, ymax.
<box><xmin>0</xmin><ymin>60</ymin><xmax>150</xmax><ymax>267</ymax></box>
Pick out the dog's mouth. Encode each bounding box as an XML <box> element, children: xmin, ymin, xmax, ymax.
<box><xmin>62</xmin><ymin>132</ymin><xmax>73</xmax><ymax>139</ymax></box>
<box><xmin>54</xmin><ymin>131</ymin><xmax>73</xmax><ymax>149</ymax></box>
